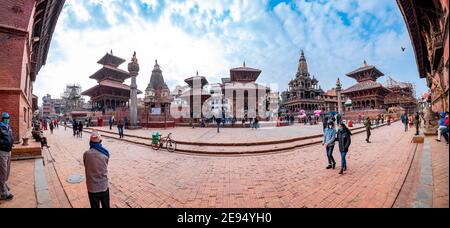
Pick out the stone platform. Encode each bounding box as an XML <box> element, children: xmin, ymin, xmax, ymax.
<box><xmin>84</xmin><ymin>122</ymin><xmax>394</xmax><ymax>155</ymax></box>
<box><xmin>11</xmin><ymin>137</ymin><xmax>42</xmax><ymax>160</ymax></box>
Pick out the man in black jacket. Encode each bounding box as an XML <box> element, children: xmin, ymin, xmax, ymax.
<box><xmin>0</xmin><ymin>112</ymin><xmax>14</xmax><ymax>201</ymax></box>
<box><xmin>338</xmin><ymin>123</ymin><xmax>352</xmax><ymax>175</ymax></box>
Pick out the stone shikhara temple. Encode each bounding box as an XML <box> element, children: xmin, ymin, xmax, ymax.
<box><xmin>281</xmin><ymin>50</ymin><xmax>325</xmax><ymax>115</ymax></box>
<box><xmin>142</xmin><ymin>60</ymin><xmax>174</xmax><ymax>127</ymax></box>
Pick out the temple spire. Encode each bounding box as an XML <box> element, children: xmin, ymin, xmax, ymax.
<box><xmin>243</xmin><ymin>61</ymin><xmax>246</xmax><ymax>67</ymax></box>
<box><xmin>297</xmin><ymin>49</ymin><xmax>309</xmax><ymax>77</ymax></box>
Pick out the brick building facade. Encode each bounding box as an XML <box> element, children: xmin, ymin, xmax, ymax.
<box><xmin>397</xmin><ymin>0</ymin><xmax>449</xmax><ymax>113</ymax></box>
<box><xmin>0</xmin><ymin>0</ymin><xmax>65</xmax><ymax>142</ymax></box>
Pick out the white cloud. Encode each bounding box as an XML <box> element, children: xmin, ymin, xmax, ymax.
<box><xmin>67</xmin><ymin>1</ymin><xmax>91</xmax><ymax>22</ymax></box>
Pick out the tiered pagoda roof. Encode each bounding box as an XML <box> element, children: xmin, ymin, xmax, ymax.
<box><xmin>185</xmin><ymin>71</ymin><xmax>209</xmax><ymax>88</ymax></box>
<box><xmin>345</xmin><ymin>61</ymin><xmax>384</xmax><ymax>82</ymax></box>
<box><xmin>343</xmin><ymin>80</ymin><xmax>390</xmax><ymax>94</ymax></box>
<box><xmin>89</xmin><ymin>65</ymin><xmax>131</xmax><ymax>82</ymax></box>
<box><xmin>82</xmin><ymin>51</ymin><xmax>142</xmax><ymax>97</ymax></box>
<box><xmin>343</xmin><ymin>61</ymin><xmax>390</xmax><ymax>95</ymax></box>
<box><xmin>97</xmin><ymin>51</ymin><xmax>126</xmax><ymax>67</ymax></box>
<box><xmin>229</xmin><ymin>62</ymin><xmax>262</xmax><ymax>82</ymax></box>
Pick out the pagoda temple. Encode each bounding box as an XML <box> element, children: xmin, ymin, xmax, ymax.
<box><xmin>221</xmin><ymin>62</ymin><xmax>271</xmax><ymax>119</ymax></box>
<box><xmin>180</xmin><ymin>72</ymin><xmax>211</xmax><ymax>119</ymax></box>
<box><xmin>281</xmin><ymin>50</ymin><xmax>325</xmax><ymax>115</ymax></box>
<box><xmin>82</xmin><ymin>51</ymin><xmax>142</xmax><ymax>113</ymax></box>
<box><xmin>342</xmin><ymin>61</ymin><xmax>391</xmax><ymax>119</ymax></box>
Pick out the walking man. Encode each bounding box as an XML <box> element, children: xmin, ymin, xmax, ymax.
<box><xmin>401</xmin><ymin>113</ymin><xmax>408</xmax><ymax>132</ymax></box>
<box><xmin>323</xmin><ymin>121</ymin><xmax>336</xmax><ymax>170</ymax></box>
<box><xmin>216</xmin><ymin>115</ymin><xmax>222</xmax><ymax>133</ymax></box>
<box><xmin>83</xmin><ymin>131</ymin><xmax>110</xmax><ymax>208</ymax></box>
<box><xmin>117</xmin><ymin>120</ymin><xmax>124</xmax><ymax>139</ymax></box>
<box><xmin>73</xmin><ymin>119</ymin><xmax>78</xmax><ymax>137</ymax></box>
<box><xmin>414</xmin><ymin>112</ymin><xmax>421</xmax><ymax>136</ymax></box>
<box><xmin>49</xmin><ymin>121</ymin><xmax>54</xmax><ymax>134</ymax></box>
<box><xmin>0</xmin><ymin>112</ymin><xmax>14</xmax><ymax>201</ymax></box>
<box><xmin>78</xmin><ymin>121</ymin><xmax>83</xmax><ymax>138</ymax></box>
<box><xmin>337</xmin><ymin>123</ymin><xmax>352</xmax><ymax>175</ymax></box>
<box><xmin>364</xmin><ymin>117</ymin><xmax>372</xmax><ymax>143</ymax></box>
<box><xmin>109</xmin><ymin>116</ymin><xmax>113</xmax><ymax>130</ymax></box>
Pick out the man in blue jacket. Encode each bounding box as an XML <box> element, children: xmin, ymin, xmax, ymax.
<box><xmin>323</xmin><ymin>121</ymin><xmax>336</xmax><ymax>170</ymax></box>
<box><xmin>0</xmin><ymin>112</ymin><xmax>14</xmax><ymax>201</ymax></box>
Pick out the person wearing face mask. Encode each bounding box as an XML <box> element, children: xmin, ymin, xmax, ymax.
<box><xmin>83</xmin><ymin>131</ymin><xmax>110</xmax><ymax>208</ymax></box>
<box><xmin>0</xmin><ymin>112</ymin><xmax>14</xmax><ymax>201</ymax></box>
<box><xmin>338</xmin><ymin>123</ymin><xmax>352</xmax><ymax>175</ymax></box>
<box><xmin>323</xmin><ymin>121</ymin><xmax>337</xmax><ymax>170</ymax></box>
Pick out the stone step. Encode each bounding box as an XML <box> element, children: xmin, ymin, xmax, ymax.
<box><xmin>80</xmin><ymin>124</ymin><xmax>387</xmax><ymax>155</ymax></box>
<box><xmin>86</xmin><ymin>125</ymin><xmax>370</xmax><ymax>147</ymax></box>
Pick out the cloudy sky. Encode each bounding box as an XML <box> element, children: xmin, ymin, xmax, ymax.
<box><xmin>34</xmin><ymin>0</ymin><xmax>426</xmax><ymax>105</ymax></box>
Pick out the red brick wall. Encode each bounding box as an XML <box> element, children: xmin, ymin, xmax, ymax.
<box><xmin>0</xmin><ymin>0</ymin><xmax>36</xmax><ymax>142</ymax></box>
<box><xmin>0</xmin><ymin>1</ymin><xmax>35</xmax><ymax>30</ymax></box>
<box><xmin>431</xmin><ymin>0</ymin><xmax>449</xmax><ymax>113</ymax></box>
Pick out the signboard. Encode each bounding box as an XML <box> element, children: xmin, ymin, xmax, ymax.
<box><xmin>151</xmin><ymin>108</ymin><xmax>161</xmax><ymax>115</ymax></box>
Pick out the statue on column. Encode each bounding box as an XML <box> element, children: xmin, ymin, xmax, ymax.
<box><xmin>336</xmin><ymin>78</ymin><xmax>343</xmax><ymax>115</ymax></box>
<box><xmin>128</xmin><ymin>51</ymin><xmax>140</xmax><ymax>129</ymax></box>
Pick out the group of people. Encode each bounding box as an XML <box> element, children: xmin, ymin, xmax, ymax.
<box><xmin>192</xmin><ymin>114</ymin><xmax>261</xmax><ymax>133</ymax></box>
<box><xmin>323</xmin><ymin>121</ymin><xmax>352</xmax><ymax>175</ymax></box>
<box><xmin>31</xmin><ymin>121</ymin><xmax>50</xmax><ymax>149</ymax></box>
<box><xmin>400</xmin><ymin>112</ymin><xmax>423</xmax><ymax>136</ymax></box>
<box><xmin>72</xmin><ymin>119</ymin><xmax>84</xmax><ymax>138</ymax></box>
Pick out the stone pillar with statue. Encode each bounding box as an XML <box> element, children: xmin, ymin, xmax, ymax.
<box><xmin>336</xmin><ymin>78</ymin><xmax>343</xmax><ymax>115</ymax></box>
<box><xmin>128</xmin><ymin>52</ymin><xmax>140</xmax><ymax>129</ymax></box>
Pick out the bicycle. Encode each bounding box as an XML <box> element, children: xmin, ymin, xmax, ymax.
<box><xmin>152</xmin><ymin>133</ymin><xmax>177</xmax><ymax>152</ymax></box>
